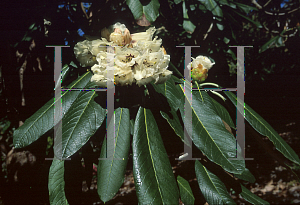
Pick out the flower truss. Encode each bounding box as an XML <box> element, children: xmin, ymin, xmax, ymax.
<box><xmin>74</xmin><ymin>22</ymin><xmax>172</xmax><ymax>87</ymax></box>
<box><xmin>188</xmin><ymin>55</ymin><xmax>215</xmax><ymax>82</ymax></box>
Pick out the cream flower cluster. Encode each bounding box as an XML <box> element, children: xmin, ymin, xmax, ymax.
<box><xmin>74</xmin><ymin>22</ymin><xmax>172</xmax><ymax>87</ymax></box>
<box><xmin>187</xmin><ymin>55</ymin><xmax>215</xmax><ymax>82</ymax></box>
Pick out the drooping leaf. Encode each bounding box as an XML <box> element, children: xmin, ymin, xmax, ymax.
<box><xmin>234</xmin><ymin>168</ymin><xmax>256</xmax><ymax>183</ymax></box>
<box><xmin>126</xmin><ymin>0</ymin><xmax>160</xmax><ymax>23</ymax></box>
<box><xmin>177</xmin><ymin>175</ymin><xmax>195</xmax><ymax>205</ymax></box>
<box><xmin>177</xmin><ymin>84</ymin><xmax>245</xmax><ymax>174</ymax></box>
<box><xmin>195</xmin><ymin>160</ymin><xmax>236</xmax><ymax>205</ymax></box>
<box><xmin>14</xmin><ymin>72</ymin><xmax>93</xmax><ymax>149</ymax></box>
<box><xmin>224</xmin><ymin>91</ymin><xmax>300</xmax><ymax>165</ymax></box>
<box><xmin>48</xmin><ymin>160</ymin><xmax>69</xmax><ymax>205</ymax></box>
<box><xmin>239</xmin><ymin>185</ymin><xmax>270</xmax><ymax>205</ymax></box>
<box><xmin>97</xmin><ymin>108</ymin><xmax>131</xmax><ymax>202</ymax></box>
<box><xmin>132</xmin><ymin>107</ymin><xmax>179</xmax><ymax>204</ymax></box>
<box><xmin>182</xmin><ymin>1</ymin><xmax>196</xmax><ymax>33</ymax></box>
<box><xmin>55</xmin><ymin>82</ymin><xmax>106</xmax><ymax>159</ymax></box>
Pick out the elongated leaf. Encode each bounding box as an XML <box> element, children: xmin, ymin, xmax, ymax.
<box><xmin>126</xmin><ymin>0</ymin><xmax>160</xmax><ymax>23</ymax></box>
<box><xmin>240</xmin><ymin>185</ymin><xmax>270</xmax><ymax>205</ymax></box>
<box><xmin>183</xmin><ymin>1</ymin><xmax>196</xmax><ymax>33</ymax></box>
<box><xmin>14</xmin><ymin>72</ymin><xmax>93</xmax><ymax>149</ymax></box>
<box><xmin>235</xmin><ymin>2</ymin><xmax>258</xmax><ymax>13</ymax></box>
<box><xmin>150</xmin><ymin>80</ymin><xmax>190</xmax><ymax>146</ymax></box>
<box><xmin>259</xmin><ymin>36</ymin><xmax>280</xmax><ymax>53</ymax></box>
<box><xmin>97</xmin><ymin>108</ymin><xmax>131</xmax><ymax>202</ymax></box>
<box><xmin>234</xmin><ymin>168</ymin><xmax>256</xmax><ymax>183</ymax></box>
<box><xmin>61</xmin><ymin>64</ymin><xmax>71</xmax><ymax>83</ymax></box>
<box><xmin>178</xmin><ymin>84</ymin><xmax>245</xmax><ymax>174</ymax></box>
<box><xmin>49</xmin><ymin>160</ymin><xmax>69</xmax><ymax>205</ymax></box>
<box><xmin>132</xmin><ymin>107</ymin><xmax>179</xmax><ymax>204</ymax></box>
<box><xmin>177</xmin><ymin>175</ymin><xmax>195</xmax><ymax>205</ymax></box>
<box><xmin>195</xmin><ymin>160</ymin><xmax>236</xmax><ymax>205</ymax></box>
<box><xmin>210</xmin><ymin>97</ymin><xmax>235</xmax><ymax>129</ymax></box>
<box><xmin>224</xmin><ymin>91</ymin><xmax>300</xmax><ymax>165</ymax></box>
<box><xmin>55</xmin><ymin>83</ymin><xmax>106</xmax><ymax>158</ymax></box>
<box><xmin>233</xmin><ymin>10</ymin><xmax>262</xmax><ymax>28</ymax></box>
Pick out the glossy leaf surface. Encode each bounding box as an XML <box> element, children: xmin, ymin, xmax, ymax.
<box><xmin>195</xmin><ymin>160</ymin><xmax>236</xmax><ymax>205</ymax></box>
<box><xmin>97</xmin><ymin>108</ymin><xmax>131</xmax><ymax>202</ymax></box>
<box><xmin>132</xmin><ymin>107</ymin><xmax>179</xmax><ymax>204</ymax></box>
<box><xmin>224</xmin><ymin>91</ymin><xmax>300</xmax><ymax>165</ymax></box>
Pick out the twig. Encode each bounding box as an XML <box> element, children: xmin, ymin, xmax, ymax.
<box><xmin>251</xmin><ymin>0</ymin><xmax>262</xmax><ymax>9</ymax></box>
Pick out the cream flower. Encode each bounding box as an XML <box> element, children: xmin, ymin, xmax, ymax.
<box><xmin>187</xmin><ymin>55</ymin><xmax>215</xmax><ymax>82</ymax></box>
<box><xmin>74</xmin><ymin>39</ymin><xmax>112</xmax><ymax>67</ymax></box>
<box><xmin>75</xmin><ymin>22</ymin><xmax>173</xmax><ymax>87</ymax></box>
<box><xmin>131</xmin><ymin>27</ymin><xmax>156</xmax><ymax>45</ymax></box>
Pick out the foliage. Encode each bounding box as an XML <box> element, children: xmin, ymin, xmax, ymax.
<box><xmin>1</xmin><ymin>0</ymin><xmax>300</xmax><ymax>204</ymax></box>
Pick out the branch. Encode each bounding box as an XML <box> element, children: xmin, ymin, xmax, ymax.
<box><xmin>251</xmin><ymin>0</ymin><xmax>262</xmax><ymax>9</ymax></box>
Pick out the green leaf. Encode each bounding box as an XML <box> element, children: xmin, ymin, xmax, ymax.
<box><xmin>126</xmin><ymin>0</ymin><xmax>160</xmax><ymax>22</ymax></box>
<box><xmin>183</xmin><ymin>2</ymin><xmax>196</xmax><ymax>33</ymax></box>
<box><xmin>28</xmin><ymin>23</ymin><xmax>36</xmax><ymax>30</ymax></box>
<box><xmin>177</xmin><ymin>84</ymin><xmax>245</xmax><ymax>174</ymax></box>
<box><xmin>258</xmin><ymin>30</ymin><xmax>288</xmax><ymax>53</ymax></box>
<box><xmin>61</xmin><ymin>64</ymin><xmax>70</xmax><ymax>83</ymax></box>
<box><xmin>198</xmin><ymin>0</ymin><xmax>223</xmax><ymax>19</ymax></box>
<box><xmin>174</xmin><ymin>0</ymin><xmax>182</xmax><ymax>4</ymax></box>
<box><xmin>234</xmin><ymin>168</ymin><xmax>256</xmax><ymax>183</ymax></box>
<box><xmin>177</xmin><ymin>175</ymin><xmax>195</xmax><ymax>205</ymax></box>
<box><xmin>217</xmin><ymin>0</ymin><xmax>236</xmax><ymax>9</ymax></box>
<box><xmin>13</xmin><ymin>72</ymin><xmax>93</xmax><ymax>149</ymax></box>
<box><xmin>210</xmin><ymin>97</ymin><xmax>235</xmax><ymax>129</ymax></box>
<box><xmin>224</xmin><ymin>91</ymin><xmax>300</xmax><ymax>165</ymax></box>
<box><xmin>48</xmin><ymin>160</ymin><xmax>69</xmax><ymax>205</ymax></box>
<box><xmin>132</xmin><ymin>107</ymin><xmax>179</xmax><ymax>204</ymax></box>
<box><xmin>235</xmin><ymin>2</ymin><xmax>258</xmax><ymax>14</ymax></box>
<box><xmin>233</xmin><ymin>10</ymin><xmax>262</xmax><ymax>28</ymax></box>
<box><xmin>240</xmin><ymin>185</ymin><xmax>270</xmax><ymax>205</ymax></box>
<box><xmin>195</xmin><ymin>160</ymin><xmax>236</xmax><ymax>205</ymax></box>
<box><xmin>56</xmin><ymin>84</ymin><xmax>106</xmax><ymax>158</ymax></box>
<box><xmin>97</xmin><ymin>108</ymin><xmax>131</xmax><ymax>202</ymax></box>
<box><xmin>130</xmin><ymin>119</ymin><xmax>135</xmax><ymax>136</ymax></box>
<box><xmin>150</xmin><ymin>79</ymin><xmax>190</xmax><ymax>146</ymax></box>
<box><xmin>223</xmin><ymin>37</ymin><xmax>230</xmax><ymax>44</ymax></box>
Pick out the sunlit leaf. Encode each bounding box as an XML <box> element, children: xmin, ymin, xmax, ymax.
<box><xmin>126</xmin><ymin>0</ymin><xmax>160</xmax><ymax>23</ymax></box>
<box><xmin>240</xmin><ymin>185</ymin><xmax>270</xmax><ymax>205</ymax></box>
<box><xmin>48</xmin><ymin>160</ymin><xmax>69</xmax><ymax>205</ymax></box>
<box><xmin>195</xmin><ymin>160</ymin><xmax>236</xmax><ymax>205</ymax></box>
<box><xmin>56</xmin><ymin>82</ymin><xmax>106</xmax><ymax>158</ymax></box>
<box><xmin>97</xmin><ymin>108</ymin><xmax>131</xmax><ymax>202</ymax></box>
<box><xmin>132</xmin><ymin>107</ymin><xmax>179</xmax><ymax>204</ymax></box>
<box><xmin>183</xmin><ymin>1</ymin><xmax>196</xmax><ymax>33</ymax></box>
<box><xmin>177</xmin><ymin>84</ymin><xmax>245</xmax><ymax>174</ymax></box>
<box><xmin>14</xmin><ymin>72</ymin><xmax>93</xmax><ymax>149</ymax></box>
<box><xmin>224</xmin><ymin>91</ymin><xmax>300</xmax><ymax>165</ymax></box>
<box><xmin>177</xmin><ymin>175</ymin><xmax>195</xmax><ymax>205</ymax></box>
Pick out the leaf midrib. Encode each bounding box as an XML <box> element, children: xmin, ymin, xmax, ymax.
<box><xmin>179</xmin><ymin>84</ymin><xmax>237</xmax><ymax>172</ymax></box>
<box><xmin>17</xmin><ymin>72</ymin><xmax>91</xmax><ymax>143</ymax></box>
<box><xmin>62</xmin><ymin>90</ymin><xmax>96</xmax><ymax>157</ymax></box>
